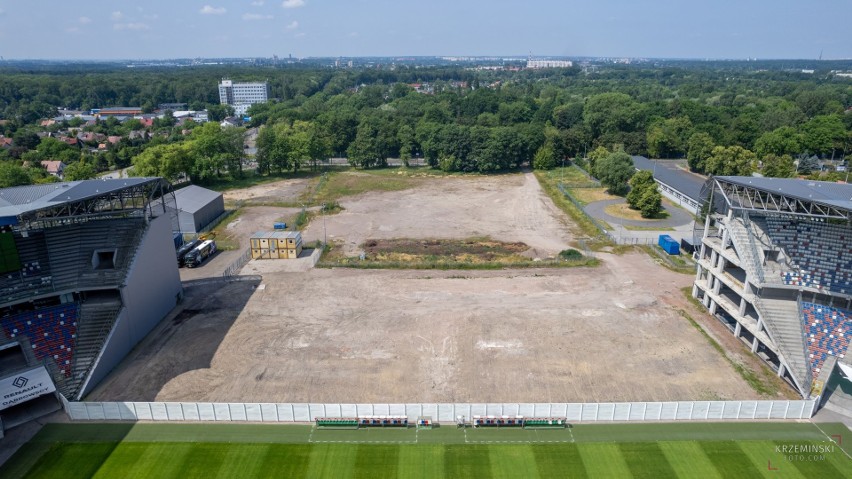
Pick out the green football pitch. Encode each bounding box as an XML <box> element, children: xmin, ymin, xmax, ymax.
<box><xmin>2</xmin><ymin>422</ymin><xmax>850</xmax><ymax>478</ymax></box>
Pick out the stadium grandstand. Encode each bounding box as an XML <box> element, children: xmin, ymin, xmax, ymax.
<box><xmin>693</xmin><ymin>176</ymin><xmax>852</xmax><ymax>405</ymax></box>
<box><xmin>0</xmin><ymin>178</ymin><xmax>182</xmax><ymax>431</ymax></box>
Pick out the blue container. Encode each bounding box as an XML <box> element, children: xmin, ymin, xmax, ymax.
<box><xmin>273</xmin><ymin>222</ymin><xmax>287</xmax><ymax>230</ymax></box>
<box><xmin>173</xmin><ymin>232</ymin><xmax>184</xmax><ymax>249</ymax></box>
<box><xmin>658</xmin><ymin>235</ymin><xmax>680</xmax><ymax>255</ymax></box>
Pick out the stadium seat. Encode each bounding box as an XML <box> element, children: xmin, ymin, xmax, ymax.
<box><xmin>765</xmin><ymin>218</ymin><xmax>851</xmax><ymax>295</ymax></box>
<box><xmin>801</xmin><ymin>302</ymin><xmax>851</xmax><ymax>377</ymax></box>
<box><xmin>0</xmin><ymin>303</ymin><xmax>79</xmax><ymax>376</ymax></box>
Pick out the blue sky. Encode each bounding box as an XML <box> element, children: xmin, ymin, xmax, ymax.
<box><xmin>0</xmin><ymin>1</ymin><xmax>849</xmax><ymax>60</ymax></box>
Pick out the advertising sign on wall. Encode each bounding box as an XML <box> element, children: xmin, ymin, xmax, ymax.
<box><xmin>0</xmin><ymin>367</ymin><xmax>56</xmax><ymax>411</ymax></box>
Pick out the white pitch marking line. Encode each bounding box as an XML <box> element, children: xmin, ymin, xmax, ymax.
<box><xmin>811</xmin><ymin>422</ymin><xmax>852</xmax><ymax>461</ymax></box>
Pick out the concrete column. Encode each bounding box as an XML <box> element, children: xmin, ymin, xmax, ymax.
<box><xmin>721</xmin><ymin>229</ymin><xmax>730</xmax><ymax>250</ymax></box>
<box><xmin>734</xmin><ymin>322</ymin><xmax>742</xmax><ymax>337</ymax></box>
<box><xmin>703</xmin><ymin>294</ymin><xmax>711</xmax><ymax>308</ymax></box>
<box><xmin>710</xmin><ymin>250</ymin><xmax>719</xmax><ymax>270</ymax></box>
<box><xmin>738</xmin><ymin>298</ymin><xmax>747</xmax><ymax>316</ymax></box>
<box><xmin>717</xmin><ymin>257</ymin><xmax>726</xmax><ymax>274</ymax></box>
<box><xmin>709</xmin><ymin>300</ymin><xmax>718</xmax><ymax>315</ymax></box>
<box><xmin>777</xmin><ymin>363</ymin><xmax>786</xmax><ymax>378</ymax></box>
<box><xmin>695</xmin><ymin>265</ymin><xmax>703</xmax><ymax>283</ymax></box>
<box><xmin>713</xmin><ymin>277</ymin><xmax>722</xmax><ymax>295</ymax></box>
<box><xmin>756</xmin><ymin>316</ymin><xmax>763</xmax><ymax>333</ymax></box>
<box><xmin>692</xmin><ymin>284</ymin><xmax>699</xmax><ymax>298</ymax></box>
<box><xmin>751</xmin><ymin>337</ymin><xmax>759</xmax><ymax>353</ymax></box>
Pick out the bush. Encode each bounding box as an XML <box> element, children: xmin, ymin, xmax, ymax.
<box><xmin>558</xmin><ymin>249</ymin><xmax>584</xmax><ymax>260</ymax></box>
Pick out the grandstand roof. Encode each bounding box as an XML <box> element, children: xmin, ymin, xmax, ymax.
<box><xmin>0</xmin><ymin>178</ymin><xmax>167</xmax><ymax>226</ymax></box>
<box><xmin>173</xmin><ymin>185</ymin><xmax>222</xmax><ymax>214</ymax></box>
<box><xmin>717</xmin><ymin>176</ymin><xmax>852</xmax><ymax>211</ymax></box>
<box><xmin>632</xmin><ymin>156</ymin><xmax>705</xmax><ymax>202</ymax></box>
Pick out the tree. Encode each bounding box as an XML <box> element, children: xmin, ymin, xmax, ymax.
<box><xmin>347</xmin><ymin>122</ymin><xmax>380</xmax><ymax>168</ymax></box>
<box><xmin>583</xmin><ymin>93</ymin><xmax>645</xmax><ymax>137</ymax></box>
<box><xmin>705</xmin><ymin>145</ymin><xmax>756</xmax><ymax>176</ymax></box>
<box><xmin>207</xmin><ymin>104</ymin><xmax>235</xmax><ymax>122</ymax></box>
<box><xmin>532</xmin><ymin>144</ymin><xmax>557</xmax><ymax>170</ymax></box>
<box><xmin>307</xmin><ymin>123</ymin><xmax>333</xmax><ymax>170</ymax></box>
<box><xmin>636</xmin><ymin>185</ymin><xmax>663</xmax><ymax>218</ymax></box>
<box><xmin>686</xmin><ymin>132</ymin><xmax>715</xmax><ymax>173</ymax></box>
<box><xmin>552</xmin><ymin>102</ymin><xmax>584</xmax><ymax>130</ymax></box>
<box><xmin>760</xmin><ymin>154</ymin><xmax>796</xmax><ymax>178</ymax></box>
<box><xmin>0</xmin><ymin>162</ymin><xmax>31</xmax><ymax>188</ymax></box>
<box><xmin>587</xmin><ymin>146</ymin><xmax>609</xmax><ymax>174</ymax></box>
<box><xmin>255</xmin><ymin>123</ymin><xmax>294</xmax><ymax>173</ymax></box>
<box><xmin>12</xmin><ymin>130</ymin><xmax>41</xmax><ymax>150</ymax></box>
<box><xmin>646</xmin><ymin>117</ymin><xmax>693</xmax><ymax>158</ymax></box>
<box><xmin>131</xmin><ymin>143</ymin><xmax>192</xmax><ymax>182</ymax></box>
<box><xmin>626</xmin><ymin>170</ymin><xmax>662</xmax><ymax>218</ymax></box>
<box><xmin>188</xmin><ymin>122</ymin><xmax>245</xmax><ymax>179</ymax></box>
<box><xmin>595</xmin><ymin>150</ymin><xmax>635</xmax><ymax>196</ymax></box>
<box><xmin>754</xmin><ymin>126</ymin><xmax>801</xmax><ymax>158</ymax></box>
<box><xmin>397</xmin><ymin>124</ymin><xmax>415</xmax><ymax>166</ymax></box>
<box><xmin>801</xmin><ymin>115</ymin><xmax>845</xmax><ymax>158</ymax></box>
<box><xmin>62</xmin><ymin>161</ymin><xmax>96</xmax><ymax>181</ymax></box>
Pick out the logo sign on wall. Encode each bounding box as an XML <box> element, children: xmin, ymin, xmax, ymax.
<box><xmin>0</xmin><ymin>366</ymin><xmax>56</xmax><ymax>411</ymax></box>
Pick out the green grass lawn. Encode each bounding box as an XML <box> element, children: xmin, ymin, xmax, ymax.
<box><xmin>2</xmin><ymin>422</ymin><xmax>850</xmax><ymax>478</ymax></box>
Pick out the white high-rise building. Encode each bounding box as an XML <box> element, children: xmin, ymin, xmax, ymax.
<box><xmin>218</xmin><ymin>79</ymin><xmax>269</xmax><ymax>116</ymax></box>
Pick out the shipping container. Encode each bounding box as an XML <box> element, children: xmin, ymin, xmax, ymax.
<box><xmin>250</xmin><ymin>231</ymin><xmax>303</xmax><ymax>259</ymax></box>
<box><xmin>658</xmin><ymin>235</ymin><xmax>680</xmax><ymax>255</ymax></box>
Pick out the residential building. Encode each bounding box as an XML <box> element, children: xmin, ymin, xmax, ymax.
<box><xmin>40</xmin><ymin>160</ymin><xmax>66</xmax><ymax>179</ymax></box>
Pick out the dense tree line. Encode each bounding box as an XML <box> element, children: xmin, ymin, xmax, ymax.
<box><xmin>0</xmin><ymin>61</ymin><xmax>850</xmax><ymax>187</ymax></box>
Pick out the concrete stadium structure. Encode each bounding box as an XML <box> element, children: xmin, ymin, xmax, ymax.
<box><xmin>0</xmin><ymin>178</ymin><xmax>182</xmax><ymax>431</ymax></box>
<box><xmin>693</xmin><ymin>176</ymin><xmax>852</xmax><ymax>402</ymax></box>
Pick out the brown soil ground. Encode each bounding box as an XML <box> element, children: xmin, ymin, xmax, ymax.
<box><xmin>222</xmin><ymin>177</ymin><xmax>312</xmax><ymax>203</ymax></box>
<box><xmin>88</xmin><ymin>171</ymin><xmax>795</xmax><ymax>403</ymax></box>
<box><xmin>301</xmin><ymin>172</ymin><xmax>575</xmax><ymax>258</ymax></box>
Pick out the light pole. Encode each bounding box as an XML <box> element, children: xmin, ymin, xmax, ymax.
<box><xmin>322</xmin><ymin>203</ymin><xmax>327</xmax><ymax>246</ymax></box>
<box><xmin>561</xmin><ymin>157</ymin><xmax>565</xmax><ymax>186</ymax></box>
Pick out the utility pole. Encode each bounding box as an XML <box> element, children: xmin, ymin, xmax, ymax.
<box><xmin>322</xmin><ymin>203</ymin><xmax>327</xmax><ymax>246</ymax></box>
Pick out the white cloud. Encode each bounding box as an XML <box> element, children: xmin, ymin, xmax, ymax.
<box><xmin>111</xmin><ymin>11</ymin><xmax>124</xmax><ymax>21</ymax></box>
<box><xmin>251</xmin><ymin>0</ymin><xmax>265</xmax><ymax>5</ymax></box>
<box><xmin>243</xmin><ymin>13</ymin><xmax>273</xmax><ymax>21</ymax></box>
<box><xmin>114</xmin><ymin>22</ymin><xmax>150</xmax><ymax>31</ymax></box>
<box><xmin>282</xmin><ymin>0</ymin><xmax>305</xmax><ymax>9</ymax></box>
<box><xmin>285</xmin><ymin>20</ymin><xmax>299</xmax><ymax>30</ymax></box>
<box><xmin>200</xmin><ymin>5</ymin><xmax>227</xmax><ymax>15</ymax></box>
<box><xmin>79</xmin><ymin>16</ymin><xmax>92</xmax><ymax>24</ymax></box>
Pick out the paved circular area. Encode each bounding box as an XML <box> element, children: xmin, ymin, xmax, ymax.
<box><xmin>584</xmin><ymin>198</ymin><xmax>693</xmax><ymax>228</ymax></box>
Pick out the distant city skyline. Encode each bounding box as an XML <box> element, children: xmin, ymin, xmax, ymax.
<box><xmin>0</xmin><ymin>1</ymin><xmax>850</xmax><ymax>60</ymax></box>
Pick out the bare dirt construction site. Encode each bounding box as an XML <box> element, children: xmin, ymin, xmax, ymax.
<box><xmin>90</xmin><ymin>171</ymin><xmax>787</xmax><ymax>404</ymax></box>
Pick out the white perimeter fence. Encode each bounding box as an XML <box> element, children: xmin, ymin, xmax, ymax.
<box><xmin>64</xmin><ymin>400</ymin><xmax>817</xmax><ymax>423</ymax></box>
